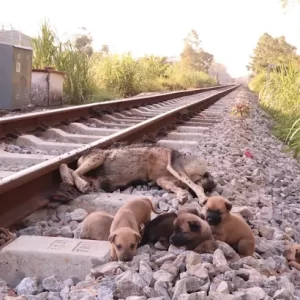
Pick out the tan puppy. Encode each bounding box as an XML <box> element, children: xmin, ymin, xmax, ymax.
<box><xmin>80</xmin><ymin>211</ymin><xmax>114</xmax><ymax>240</ymax></box>
<box><xmin>109</xmin><ymin>197</ymin><xmax>160</xmax><ymax>261</ymax></box>
<box><xmin>177</xmin><ymin>203</ymin><xmax>204</xmax><ymax>219</ymax></box>
<box><xmin>203</xmin><ymin>196</ymin><xmax>255</xmax><ymax>257</ymax></box>
<box><xmin>169</xmin><ymin>211</ymin><xmax>217</xmax><ymax>254</ymax></box>
<box><xmin>284</xmin><ymin>244</ymin><xmax>300</xmax><ymax>270</ymax></box>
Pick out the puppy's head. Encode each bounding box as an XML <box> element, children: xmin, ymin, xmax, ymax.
<box><xmin>169</xmin><ymin>213</ymin><xmax>202</xmax><ymax>247</ymax></box>
<box><xmin>203</xmin><ymin>196</ymin><xmax>232</xmax><ymax>226</ymax></box>
<box><xmin>109</xmin><ymin>227</ymin><xmax>141</xmax><ymax>262</ymax></box>
<box><xmin>177</xmin><ymin>204</ymin><xmax>205</xmax><ymax>220</ymax></box>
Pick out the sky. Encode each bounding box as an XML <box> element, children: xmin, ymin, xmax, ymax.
<box><xmin>1</xmin><ymin>0</ymin><xmax>300</xmax><ymax>78</ymax></box>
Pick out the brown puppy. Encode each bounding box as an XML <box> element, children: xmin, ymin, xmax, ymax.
<box><xmin>140</xmin><ymin>212</ymin><xmax>177</xmax><ymax>248</ymax></box>
<box><xmin>80</xmin><ymin>211</ymin><xmax>113</xmax><ymax>240</ymax></box>
<box><xmin>283</xmin><ymin>244</ymin><xmax>300</xmax><ymax>270</ymax></box>
<box><xmin>203</xmin><ymin>196</ymin><xmax>255</xmax><ymax>257</ymax></box>
<box><xmin>177</xmin><ymin>203</ymin><xmax>205</xmax><ymax>219</ymax></box>
<box><xmin>169</xmin><ymin>212</ymin><xmax>216</xmax><ymax>253</ymax></box>
<box><xmin>109</xmin><ymin>197</ymin><xmax>160</xmax><ymax>261</ymax></box>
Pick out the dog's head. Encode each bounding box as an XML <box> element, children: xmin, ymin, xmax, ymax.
<box><xmin>169</xmin><ymin>213</ymin><xmax>203</xmax><ymax>247</ymax></box>
<box><xmin>203</xmin><ymin>196</ymin><xmax>232</xmax><ymax>226</ymax></box>
<box><xmin>109</xmin><ymin>227</ymin><xmax>141</xmax><ymax>262</ymax></box>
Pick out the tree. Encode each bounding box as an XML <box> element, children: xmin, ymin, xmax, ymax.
<box><xmin>74</xmin><ymin>27</ymin><xmax>93</xmax><ymax>56</ymax></box>
<box><xmin>248</xmin><ymin>33</ymin><xmax>298</xmax><ymax>74</ymax></box>
<box><xmin>180</xmin><ymin>30</ymin><xmax>213</xmax><ymax>73</ymax></box>
<box><xmin>208</xmin><ymin>60</ymin><xmax>232</xmax><ymax>84</ymax></box>
<box><xmin>100</xmin><ymin>44</ymin><xmax>110</xmax><ymax>56</ymax></box>
<box><xmin>280</xmin><ymin>0</ymin><xmax>300</xmax><ymax>8</ymax></box>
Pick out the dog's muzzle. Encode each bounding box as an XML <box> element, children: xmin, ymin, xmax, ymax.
<box><xmin>169</xmin><ymin>232</ymin><xmax>190</xmax><ymax>247</ymax></box>
<box><xmin>206</xmin><ymin>210</ymin><xmax>222</xmax><ymax>226</ymax></box>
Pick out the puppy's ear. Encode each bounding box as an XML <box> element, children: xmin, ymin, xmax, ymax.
<box><xmin>108</xmin><ymin>232</ymin><xmax>116</xmax><ymax>243</ymax></box>
<box><xmin>295</xmin><ymin>249</ymin><xmax>300</xmax><ymax>259</ymax></box>
<box><xmin>188</xmin><ymin>220</ymin><xmax>201</xmax><ymax>232</ymax></box>
<box><xmin>225</xmin><ymin>199</ymin><xmax>232</xmax><ymax>211</ymax></box>
<box><xmin>134</xmin><ymin>232</ymin><xmax>142</xmax><ymax>243</ymax></box>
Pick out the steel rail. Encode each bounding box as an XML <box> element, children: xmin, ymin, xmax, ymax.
<box><xmin>0</xmin><ymin>85</ymin><xmax>231</xmax><ymax>138</ymax></box>
<box><xmin>0</xmin><ymin>85</ymin><xmax>239</xmax><ymax>228</ymax></box>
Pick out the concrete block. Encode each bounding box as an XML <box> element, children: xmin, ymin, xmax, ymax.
<box><xmin>0</xmin><ymin>150</ymin><xmax>55</xmax><ymax>164</ymax></box>
<box><xmin>157</xmin><ymin>139</ymin><xmax>198</xmax><ymax>150</ymax></box>
<box><xmin>16</xmin><ymin>135</ymin><xmax>83</xmax><ymax>152</ymax></box>
<box><xmin>23</xmin><ymin>192</ymin><xmax>151</xmax><ymax>224</ymax></box>
<box><xmin>88</xmin><ymin>118</ymin><xmax>130</xmax><ymax>129</ymax></box>
<box><xmin>166</xmin><ymin>132</ymin><xmax>208</xmax><ymax>141</ymax></box>
<box><xmin>68</xmin><ymin>122</ymin><xmax>119</xmax><ymax>136</ymax></box>
<box><xmin>0</xmin><ymin>235</ymin><xmax>110</xmax><ymax>286</ymax></box>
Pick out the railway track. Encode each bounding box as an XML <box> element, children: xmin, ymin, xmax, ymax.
<box><xmin>0</xmin><ymin>84</ymin><xmax>238</xmax><ymax>229</ymax></box>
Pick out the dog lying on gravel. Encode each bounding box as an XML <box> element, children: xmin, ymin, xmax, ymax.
<box><xmin>169</xmin><ymin>205</ymin><xmax>217</xmax><ymax>253</ymax></box>
<box><xmin>80</xmin><ymin>211</ymin><xmax>114</xmax><ymax>241</ymax></box>
<box><xmin>284</xmin><ymin>244</ymin><xmax>300</xmax><ymax>270</ymax></box>
<box><xmin>109</xmin><ymin>197</ymin><xmax>161</xmax><ymax>262</ymax></box>
<box><xmin>58</xmin><ymin>145</ymin><xmax>216</xmax><ymax>204</ymax></box>
<box><xmin>203</xmin><ymin>196</ymin><xmax>255</xmax><ymax>257</ymax></box>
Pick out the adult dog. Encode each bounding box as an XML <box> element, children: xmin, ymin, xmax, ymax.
<box><xmin>59</xmin><ymin>145</ymin><xmax>215</xmax><ymax>204</ymax></box>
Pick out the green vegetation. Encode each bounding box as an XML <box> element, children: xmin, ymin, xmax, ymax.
<box><xmin>32</xmin><ymin>21</ymin><xmax>218</xmax><ymax>105</ymax></box>
<box><xmin>248</xmin><ymin>33</ymin><xmax>300</xmax><ymax>158</ymax></box>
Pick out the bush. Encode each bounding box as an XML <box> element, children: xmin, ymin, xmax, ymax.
<box><xmin>250</xmin><ymin>64</ymin><xmax>300</xmax><ymax>158</ymax></box>
<box><xmin>33</xmin><ymin>21</ymin><xmax>217</xmax><ymax>104</ymax></box>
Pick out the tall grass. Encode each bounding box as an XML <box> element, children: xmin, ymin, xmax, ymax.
<box><xmin>250</xmin><ymin>64</ymin><xmax>300</xmax><ymax>157</ymax></box>
<box><xmin>33</xmin><ymin>21</ymin><xmax>217</xmax><ymax>104</ymax></box>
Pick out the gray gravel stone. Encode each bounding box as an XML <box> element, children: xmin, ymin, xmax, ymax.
<box><xmin>69</xmin><ymin>208</ymin><xmax>88</xmax><ymax>221</ymax></box>
<box><xmin>15</xmin><ymin>277</ymin><xmax>40</xmax><ymax>295</ymax></box>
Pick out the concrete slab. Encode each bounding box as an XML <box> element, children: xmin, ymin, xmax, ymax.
<box><xmin>23</xmin><ymin>192</ymin><xmax>151</xmax><ymax>224</ymax></box>
<box><xmin>165</xmin><ymin>132</ymin><xmax>208</xmax><ymax>141</ymax></box>
<box><xmin>0</xmin><ymin>236</ymin><xmax>110</xmax><ymax>286</ymax></box>
<box><xmin>157</xmin><ymin>139</ymin><xmax>198</xmax><ymax>150</ymax></box>
<box><xmin>43</xmin><ymin>128</ymin><xmax>103</xmax><ymax>144</ymax></box>
<box><xmin>16</xmin><ymin>135</ymin><xmax>83</xmax><ymax>152</ymax></box>
<box><xmin>88</xmin><ymin>118</ymin><xmax>130</xmax><ymax>129</ymax></box>
<box><xmin>0</xmin><ymin>150</ymin><xmax>55</xmax><ymax>164</ymax></box>
<box><xmin>176</xmin><ymin>126</ymin><xmax>208</xmax><ymax>133</ymax></box>
<box><xmin>100</xmin><ymin>115</ymin><xmax>140</xmax><ymax>124</ymax></box>
<box><xmin>68</xmin><ymin>123</ymin><xmax>119</xmax><ymax>136</ymax></box>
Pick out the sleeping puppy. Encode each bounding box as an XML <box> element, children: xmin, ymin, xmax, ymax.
<box><xmin>169</xmin><ymin>211</ymin><xmax>216</xmax><ymax>254</ymax></box>
<box><xmin>109</xmin><ymin>197</ymin><xmax>161</xmax><ymax>261</ymax></box>
<box><xmin>203</xmin><ymin>196</ymin><xmax>255</xmax><ymax>257</ymax></box>
<box><xmin>80</xmin><ymin>211</ymin><xmax>113</xmax><ymax>240</ymax></box>
<box><xmin>284</xmin><ymin>244</ymin><xmax>300</xmax><ymax>270</ymax></box>
<box><xmin>140</xmin><ymin>212</ymin><xmax>177</xmax><ymax>248</ymax></box>
<box><xmin>140</xmin><ymin>204</ymin><xmax>204</xmax><ymax>248</ymax></box>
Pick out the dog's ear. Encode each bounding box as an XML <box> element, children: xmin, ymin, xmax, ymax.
<box><xmin>295</xmin><ymin>249</ymin><xmax>300</xmax><ymax>259</ymax></box>
<box><xmin>188</xmin><ymin>220</ymin><xmax>201</xmax><ymax>232</ymax></box>
<box><xmin>108</xmin><ymin>232</ymin><xmax>116</xmax><ymax>243</ymax></box>
<box><xmin>134</xmin><ymin>232</ymin><xmax>142</xmax><ymax>243</ymax></box>
<box><xmin>225</xmin><ymin>199</ymin><xmax>232</xmax><ymax>211</ymax></box>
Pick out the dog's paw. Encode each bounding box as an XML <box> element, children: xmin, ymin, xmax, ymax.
<box><xmin>59</xmin><ymin>164</ymin><xmax>74</xmax><ymax>185</ymax></box>
<box><xmin>74</xmin><ymin>177</ymin><xmax>91</xmax><ymax>193</ymax></box>
<box><xmin>176</xmin><ymin>190</ymin><xmax>190</xmax><ymax>204</ymax></box>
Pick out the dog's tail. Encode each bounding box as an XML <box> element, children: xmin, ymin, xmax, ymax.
<box><xmin>144</xmin><ymin>198</ymin><xmax>163</xmax><ymax>214</ymax></box>
<box><xmin>201</xmin><ymin>172</ymin><xmax>216</xmax><ymax>192</ymax></box>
